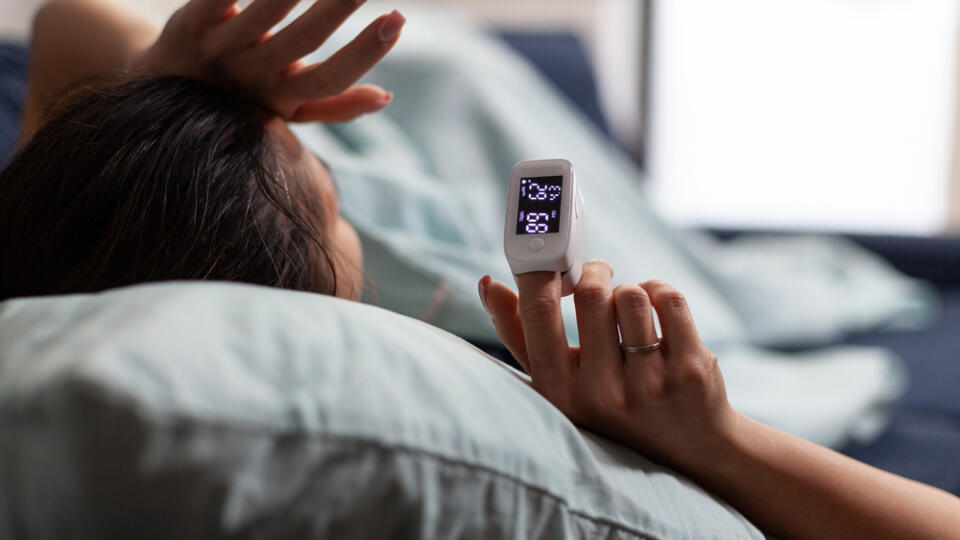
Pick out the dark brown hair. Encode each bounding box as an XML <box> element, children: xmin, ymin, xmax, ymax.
<box><xmin>0</xmin><ymin>76</ymin><xmax>339</xmax><ymax>301</ymax></box>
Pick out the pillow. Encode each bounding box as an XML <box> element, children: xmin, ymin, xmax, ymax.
<box><xmin>0</xmin><ymin>282</ymin><xmax>762</xmax><ymax>539</ymax></box>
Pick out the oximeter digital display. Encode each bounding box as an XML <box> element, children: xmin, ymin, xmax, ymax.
<box><xmin>504</xmin><ymin>159</ymin><xmax>584</xmax><ymax>296</ymax></box>
<box><xmin>516</xmin><ymin>176</ymin><xmax>563</xmax><ymax>234</ymax></box>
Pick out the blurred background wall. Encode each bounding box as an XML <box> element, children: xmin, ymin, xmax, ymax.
<box><xmin>645</xmin><ymin>0</ymin><xmax>960</xmax><ymax>236</ymax></box>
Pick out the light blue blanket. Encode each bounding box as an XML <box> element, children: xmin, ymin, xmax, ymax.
<box><xmin>288</xmin><ymin>3</ymin><xmax>933</xmax><ymax>447</ymax></box>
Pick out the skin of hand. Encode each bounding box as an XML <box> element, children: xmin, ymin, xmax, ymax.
<box><xmin>23</xmin><ymin>0</ymin><xmax>403</xmax><ymax>139</ymax></box>
<box><xmin>479</xmin><ymin>262</ymin><xmax>960</xmax><ymax>539</ymax></box>
<box><xmin>478</xmin><ymin>260</ymin><xmax>736</xmax><ymax>469</ymax></box>
<box><xmin>135</xmin><ymin>0</ymin><xmax>405</xmax><ymax>123</ymax></box>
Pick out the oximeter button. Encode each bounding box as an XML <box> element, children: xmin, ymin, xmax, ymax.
<box><xmin>529</xmin><ymin>238</ymin><xmax>545</xmax><ymax>251</ymax></box>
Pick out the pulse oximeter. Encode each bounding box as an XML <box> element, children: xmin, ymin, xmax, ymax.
<box><xmin>503</xmin><ymin>158</ymin><xmax>584</xmax><ymax>296</ymax></box>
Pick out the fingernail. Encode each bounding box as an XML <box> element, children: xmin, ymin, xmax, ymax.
<box><xmin>378</xmin><ymin>10</ymin><xmax>405</xmax><ymax>43</ymax></box>
<box><xmin>379</xmin><ymin>91</ymin><xmax>394</xmax><ymax>106</ymax></box>
<box><xmin>478</xmin><ymin>275</ymin><xmax>492</xmax><ymax>314</ymax></box>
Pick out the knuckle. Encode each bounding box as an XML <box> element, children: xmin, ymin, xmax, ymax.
<box><xmin>659</xmin><ymin>291</ymin><xmax>688</xmax><ymax>311</ymax></box>
<box><xmin>218</xmin><ymin>54</ymin><xmax>244</xmax><ymax>79</ymax></box>
<box><xmin>616</xmin><ymin>286</ymin><xmax>651</xmax><ymax>314</ymax></box>
<box><xmin>298</xmin><ymin>72</ymin><xmax>340</xmax><ymax>99</ymax></box>
<box><xmin>706</xmin><ymin>351</ymin><xmax>720</xmax><ymax>370</ymax></box>
<box><xmin>290</xmin><ymin>29</ymin><xmax>319</xmax><ymax>56</ymax></box>
<box><xmin>644</xmin><ymin>280</ymin><xmax>689</xmax><ymax>311</ymax></box>
<box><xmin>519</xmin><ymin>294</ymin><xmax>560</xmax><ymax>325</ymax></box>
<box><xmin>626</xmin><ymin>381</ymin><xmax>664</xmax><ymax>408</ymax></box>
<box><xmin>674</xmin><ymin>358</ymin><xmax>713</xmax><ymax>388</ymax></box>
<box><xmin>174</xmin><ymin>8</ymin><xmax>205</xmax><ymax>39</ymax></box>
<box><xmin>574</xmin><ymin>283</ymin><xmax>609</xmax><ymax>311</ymax></box>
<box><xmin>199</xmin><ymin>40</ymin><xmax>220</xmax><ymax>62</ymax></box>
<box><xmin>567</xmin><ymin>394</ymin><xmax>605</xmax><ymax>427</ymax></box>
<box><xmin>569</xmin><ymin>376</ymin><xmax>627</xmax><ymax>425</ymax></box>
<box><xmin>577</xmin><ymin>389</ymin><xmax>619</xmax><ymax>420</ymax></box>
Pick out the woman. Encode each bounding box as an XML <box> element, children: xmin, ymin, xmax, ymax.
<box><xmin>3</xmin><ymin>0</ymin><xmax>397</xmax><ymax>300</ymax></box>
<box><xmin>2</xmin><ymin>0</ymin><xmax>959</xmax><ymax>538</ymax></box>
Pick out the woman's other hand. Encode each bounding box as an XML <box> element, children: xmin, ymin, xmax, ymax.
<box><xmin>478</xmin><ymin>261</ymin><xmax>735</xmax><ymax>469</ymax></box>
<box><xmin>137</xmin><ymin>0</ymin><xmax>403</xmax><ymax>123</ymax></box>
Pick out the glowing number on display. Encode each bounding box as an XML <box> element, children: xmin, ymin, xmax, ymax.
<box><xmin>525</xmin><ymin>212</ymin><xmax>550</xmax><ymax>234</ymax></box>
<box><xmin>521</xmin><ymin>181</ymin><xmax>562</xmax><ymax>202</ymax></box>
<box><xmin>517</xmin><ymin>178</ymin><xmax>562</xmax><ymax>234</ymax></box>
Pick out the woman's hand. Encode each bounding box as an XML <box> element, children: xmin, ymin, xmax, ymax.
<box><xmin>481</xmin><ymin>263</ymin><xmax>960</xmax><ymax>539</ymax></box>
<box><xmin>136</xmin><ymin>0</ymin><xmax>404</xmax><ymax>122</ymax></box>
<box><xmin>478</xmin><ymin>261</ymin><xmax>736</xmax><ymax>469</ymax></box>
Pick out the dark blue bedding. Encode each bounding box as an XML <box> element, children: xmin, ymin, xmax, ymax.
<box><xmin>842</xmin><ymin>288</ymin><xmax>960</xmax><ymax>494</ymax></box>
<box><xmin>0</xmin><ymin>42</ymin><xmax>28</xmax><ymax>168</ymax></box>
<box><xmin>496</xmin><ymin>31</ymin><xmax>611</xmax><ymax>138</ymax></box>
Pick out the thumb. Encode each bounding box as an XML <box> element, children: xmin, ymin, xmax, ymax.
<box><xmin>289</xmin><ymin>85</ymin><xmax>393</xmax><ymax>123</ymax></box>
<box><xmin>479</xmin><ymin>275</ymin><xmax>530</xmax><ymax>372</ymax></box>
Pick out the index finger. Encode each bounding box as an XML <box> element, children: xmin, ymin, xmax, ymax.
<box><xmin>257</xmin><ymin>0</ymin><xmax>372</xmax><ymax>69</ymax></box>
<box><xmin>205</xmin><ymin>0</ymin><xmax>301</xmax><ymax>54</ymax></box>
<box><xmin>280</xmin><ymin>11</ymin><xmax>403</xmax><ymax>101</ymax></box>
<box><xmin>289</xmin><ymin>84</ymin><xmax>392</xmax><ymax>123</ymax></box>
<box><xmin>517</xmin><ymin>272</ymin><xmax>574</xmax><ymax>393</ymax></box>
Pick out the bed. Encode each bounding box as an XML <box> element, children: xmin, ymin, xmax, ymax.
<box><xmin>5</xmin><ymin>28</ymin><xmax>959</xmax><ymax>495</ymax></box>
<box><xmin>1</xmin><ymin>5</ymin><xmax>958</xmax><ymax>537</ymax></box>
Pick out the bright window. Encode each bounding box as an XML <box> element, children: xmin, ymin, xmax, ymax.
<box><xmin>645</xmin><ymin>0</ymin><xmax>960</xmax><ymax>235</ymax></box>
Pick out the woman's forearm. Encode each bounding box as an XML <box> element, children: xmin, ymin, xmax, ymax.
<box><xmin>683</xmin><ymin>412</ymin><xmax>960</xmax><ymax>539</ymax></box>
<box><xmin>22</xmin><ymin>0</ymin><xmax>160</xmax><ymax>141</ymax></box>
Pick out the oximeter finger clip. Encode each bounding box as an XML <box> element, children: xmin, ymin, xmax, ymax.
<box><xmin>503</xmin><ymin>158</ymin><xmax>584</xmax><ymax>296</ymax></box>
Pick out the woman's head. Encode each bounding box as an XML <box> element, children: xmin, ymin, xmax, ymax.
<box><xmin>0</xmin><ymin>76</ymin><xmax>362</xmax><ymax>302</ymax></box>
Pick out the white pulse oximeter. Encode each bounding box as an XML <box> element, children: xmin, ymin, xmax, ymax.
<box><xmin>503</xmin><ymin>158</ymin><xmax>584</xmax><ymax>296</ymax></box>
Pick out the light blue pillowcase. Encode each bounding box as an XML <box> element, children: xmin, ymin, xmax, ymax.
<box><xmin>0</xmin><ymin>282</ymin><xmax>761</xmax><ymax>539</ymax></box>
